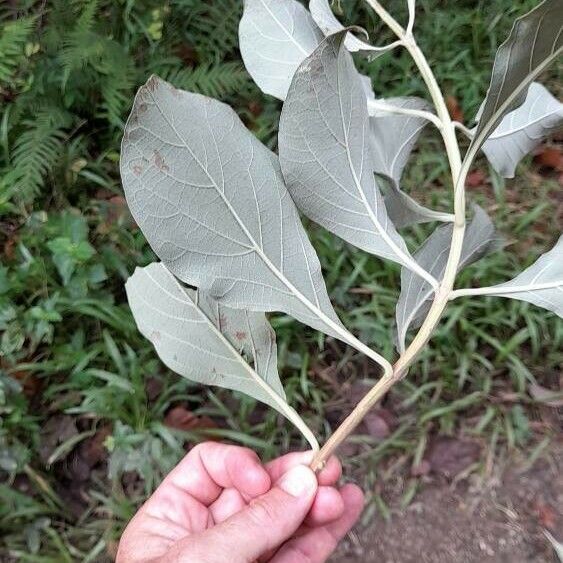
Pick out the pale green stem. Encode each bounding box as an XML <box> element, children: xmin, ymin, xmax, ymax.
<box><xmin>312</xmin><ymin>0</ymin><xmax>467</xmax><ymax>470</ymax></box>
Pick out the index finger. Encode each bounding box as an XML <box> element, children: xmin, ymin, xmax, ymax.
<box><xmin>155</xmin><ymin>442</ymin><xmax>271</xmax><ymax>506</ymax></box>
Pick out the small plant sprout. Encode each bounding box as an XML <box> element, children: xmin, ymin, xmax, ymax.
<box><xmin>121</xmin><ymin>0</ymin><xmax>563</xmax><ymax>470</ymax></box>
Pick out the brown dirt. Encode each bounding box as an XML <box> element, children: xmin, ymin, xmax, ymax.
<box><xmin>333</xmin><ymin>446</ymin><xmax>563</xmax><ymax>563</ymax></box>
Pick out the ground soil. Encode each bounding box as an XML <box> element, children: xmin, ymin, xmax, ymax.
<box><xmin>333</xmin><ymin>445</ymin><xmax>562</xmax><ymax>563</ymax></box>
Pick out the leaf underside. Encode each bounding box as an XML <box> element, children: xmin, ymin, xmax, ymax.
<box><xmin>470</xmin><ymin>0</ymin><xmax>563</xmax><ymax>157</ymax></box>
<box><xmin>279</xmin><ymin>31</ymin><xmax>413</xmax><ymax>268</ymax></box>
<box><xmin>480</xmin><ymin>82</ymin><xmax>563</xmax><ymax>178</ymax></box>
<box><xmin>368</xmin><ymin>96</ymin><xmax>450</xmax><ymax>228</ymax></box>
<box><xmin>395</xmin><ymin>206</ymin><xmax>501</xmax><ymax>352</ymax></box>
<box><xmin>121</xmin><ymin>75</ymin><xmax>342</xmax><ymax>339</ymax></box>
<box><xmin>239</xmin><ymin>0</ymin><xmax>323</xmax><ymax>100</ymax></box>
<box><xmin>126</xmin><ymin>263</ymin><xmax>320</xmax><ymax>450</ymax></box>
<box><xmin>484</xmin><ymin>235</ymin><xmax>563</xmax><ymax>318</ymax></box>
<box><xmin>126</xmin><ymin>262</ymin><xmax>286</xmax><ymax>409</ymax></box>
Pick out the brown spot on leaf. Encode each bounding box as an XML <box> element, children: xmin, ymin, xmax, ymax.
<box><xmin>235</xmin><ymin>331</ymin><xmax>247</xmax><ymax>341</ymax></box>
<box><xmin>218</xmin><ymin>314</ymin><xmax>228</xmax><ymax>329</ymax></box>
<box><xmin>138</xmin><ymin>103</ymin><xmax>148</xmax><ymax>114</ymax></box>
<box><xmin>146</xmin><ymin>75</ymin><xmax>159</xmax><ymax>92</ymax></box>
<box><xmin>132</xmin><ymin>164</ymin><xmax>143</xmax><ymax>176</ymax></box>
<box><xmin>153</xmin><ymin>150</ymin><xmax>169</xmax><ymax>172</ymax></box>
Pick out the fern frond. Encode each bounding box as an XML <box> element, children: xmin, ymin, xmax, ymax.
<box><xmin>59</xmin><ymin>0</ymin><xmax>105</xmax><ymax>87</ymax></box>
<box><xmin>0</xmin><ymin>17</ymin><xmax>35</xmax><ymax>86</ymax></box>
<box><xmin>154</xmin><ymin>61</ymin><xmax>251</xmax><ymax>99</ymax></box>
<box><xmin>171</xmin><ymin>0</ymin><xmax>242</xmax><ymax>62</ymax></box>
<box><xmin>97</xmin><ymin>43</ymin><xmax>137</xmax><ymax>127</ymax></box>
<box><xmin>10</xmin><ymin>107</ymin><xmax>71</xmax><ymax>201</ymax></box>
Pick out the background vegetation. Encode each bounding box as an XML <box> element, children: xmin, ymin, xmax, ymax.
<box><xmin>0</xmin><ymin>0</ymin><xmax>561</xmax><ymax>560</ymax></box>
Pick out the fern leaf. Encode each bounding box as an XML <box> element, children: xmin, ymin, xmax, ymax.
<box><xmin>10</xmin><ymin>107</ymin><xmax>71</xmax><ymax>200</ymax></box>
<box><xmin>171</xmin><ymin>0</ymin><xmax>242</xmax><ymax>62</ymax></box>
<box><xmin>0</xmin><ymin>17</ymin><xmax>34</xmax><ymax>86</ymax></box>
<box><xmin>153</xmin><ymin>61</ymin><xmax>251</xmax><ymax>99</ymax></box>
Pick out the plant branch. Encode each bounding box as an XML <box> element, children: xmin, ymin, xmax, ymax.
<box><xmin>312</xmin><ymin>0</ymin><xmax>467</xmax><ymax>469</ymax></box>
<box><xmin>453</xmin><ymin>120</ymin><xmax>473</xmax><ymax>139</ymax></box>
<box><xmin>311</xmin><ymin>371</ymin><xmax>396</xmax><ymax>471</ymax></box>
<box><xmin>367</xmin><ymin>99</ymin><xmax>443</xmax><ymax>129</ymax></box>
<box><xmin>406</xmin><ymin>0</ymin><xmax>416</xmax><ymax>36</ymax></box>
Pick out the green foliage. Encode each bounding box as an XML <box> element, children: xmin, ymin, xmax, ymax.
<box><xmin>0</xmin><ymin>0</ymin><xmax>561</xmax><ymax>559</ymax></box>
<box><xmin>0</xmin><ymin>17</ymin><xmax>34</xmax><ymax>86</ymax></box>
<box><xmin>0</xmin><ymin>0</ymin><xmax>259</xmax><ymax>211</ymax></box>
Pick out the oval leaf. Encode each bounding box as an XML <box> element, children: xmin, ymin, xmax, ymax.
<box><xmin>239</xmin><ymin>0</ymin><xmax>323</xmax><ymax>100</ymax></box>
<box><xmin>126</xmin><ymin>262</ymin><xmax>318</xmax><ymax>448</ymax></box>
<box><xmin>469</xmin><ymin>0</ymin><xmax>563</xmax><ymax>159</ymax></box>
<box><xmin>121</xmin><ymin>76</ymin><xmax>343</xmax><ymax>340</ymax></box>
<box><xmin>480</xmin><ymin>82</ymin><xmax>563</xmax><ymax>178</ymax></box>
<box><xmin>279</xmin><ymin>32</ymin><xmax>425</xmax><ymax>277</ymax></box>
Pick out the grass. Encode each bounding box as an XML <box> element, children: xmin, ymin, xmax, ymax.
<box><xmin>0</xmin><ymin>0</ymin><xmax>561</xmax><ymax>560</ymax></box>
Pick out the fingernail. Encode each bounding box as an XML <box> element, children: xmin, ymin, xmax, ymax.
<box><xmin>278</xmin><ymin>465</ymin><xmax>317</xmax><ymax>498</ymax></box>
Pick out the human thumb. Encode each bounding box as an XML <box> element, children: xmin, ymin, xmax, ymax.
<box><xmin>169</xmin><ymin>465</ymin><xmax>318</xmax><ymax>563</ymax></box>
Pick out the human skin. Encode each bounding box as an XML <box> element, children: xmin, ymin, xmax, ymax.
<box><xmin>116</xmin><ymin>442</ymin><xmax>364</xmax><ymax>563</ymax></box>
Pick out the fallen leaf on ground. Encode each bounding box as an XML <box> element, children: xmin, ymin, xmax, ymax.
<box><xmin>466</xmin><ymin>169</ymin><xmax>487</xmax><ymax>187</ymax></box>
<box><xmin>79</xmin><ymin>426</ymin><xmax>112</xmax><ymax>467</ymax></box>
<box><xmin>38</xmin><ymin>416</ymin><xmax>78</xmax><ymax>465</ymax></box>
<box><xmin>11</xmin><ymin>368</ymin><xmax>42</xmax><ymax>398</ymax></box>
<box><xmin>411</xmin><ymin>460</ymin><xmax>431</xmax><ymax>477</ymax></box>
<box><xmin>164</xmin><ymin>406</ymin><xmax>217</xmax><ymax>431</ymax></box>
<box><xmin>364</xmin><ymin>411</ymin><xmax>390</xmax><ymax>440</ymax></box>
<box><xmin>534</xmin><ymin>146</ymin><xmax>563</xmax><ymax>171</ymax></box>
<box><xmin>534</xmin><ymin>500</ymin><xmax>558</xmax><ymax>531</ymax></box>
<box><xmin>426</xmin><ymin>436</ymin><xmax>481</xmax><ymax>477</ymax></box>
<box><xmin>446</xmin><ymin>95</ymin><xmax>464</xmax><ymax>123</ymax></box>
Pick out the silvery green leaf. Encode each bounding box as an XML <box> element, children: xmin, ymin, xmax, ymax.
<box><xmin>126</xmin><ymin>263</ymin><xmax>318</xmax><ymax>449</ymax></box>
<box><xmin>395</xmin><ymin>206</ymin><xmax>501</xmax><ymax>352</ymax></box>
<box><xmin>279</xmin><ymin>32</ymin><xmax>428</xmax><ymax>281</ymax></box>
<box><xmin>121</xmin><ymin>76</ymin><xmax>343</xmax><ymax>342</ymax></box>
<box><xmin>239</xmin><ymin>0</ymin><xmax>323</xmax><ymax>100</ymax></box>
<box><xmin>368</xmin><ymin>96</ymin><xmax>452</xmax><ymax>228</ymax></box>
<box><xmin>480</xmin><ymin>82</ymin><xmax>563</xmax><ymax>178</ymax></box>
<box><xmin>469</xmin><ymin>0</ymin><xmax>563</xmax><ymax>160</ymax></box>
<box><xmin>360</xmin><ymin>74</ymin><xmax>376</xmax><ymax>103</ymax></box>
<box><xmin>470</xmin><ymin>236</ymin><xmax>562</xmax><ymax>318</ymax></box>
<box><xmin>369</xmin><ymin>97</ymin><xmax>431</xmax><ymax>183</ymax></box>
<box><xmin>309</xmin><ymin>0</ymin><xmax>399</xmax><ymax>55</ymax></box>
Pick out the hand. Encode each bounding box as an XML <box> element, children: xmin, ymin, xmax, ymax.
<box><xmin>116</xmin><ymin>442</ymin><xmax>364</xmax><ymax>563</ymax></box>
